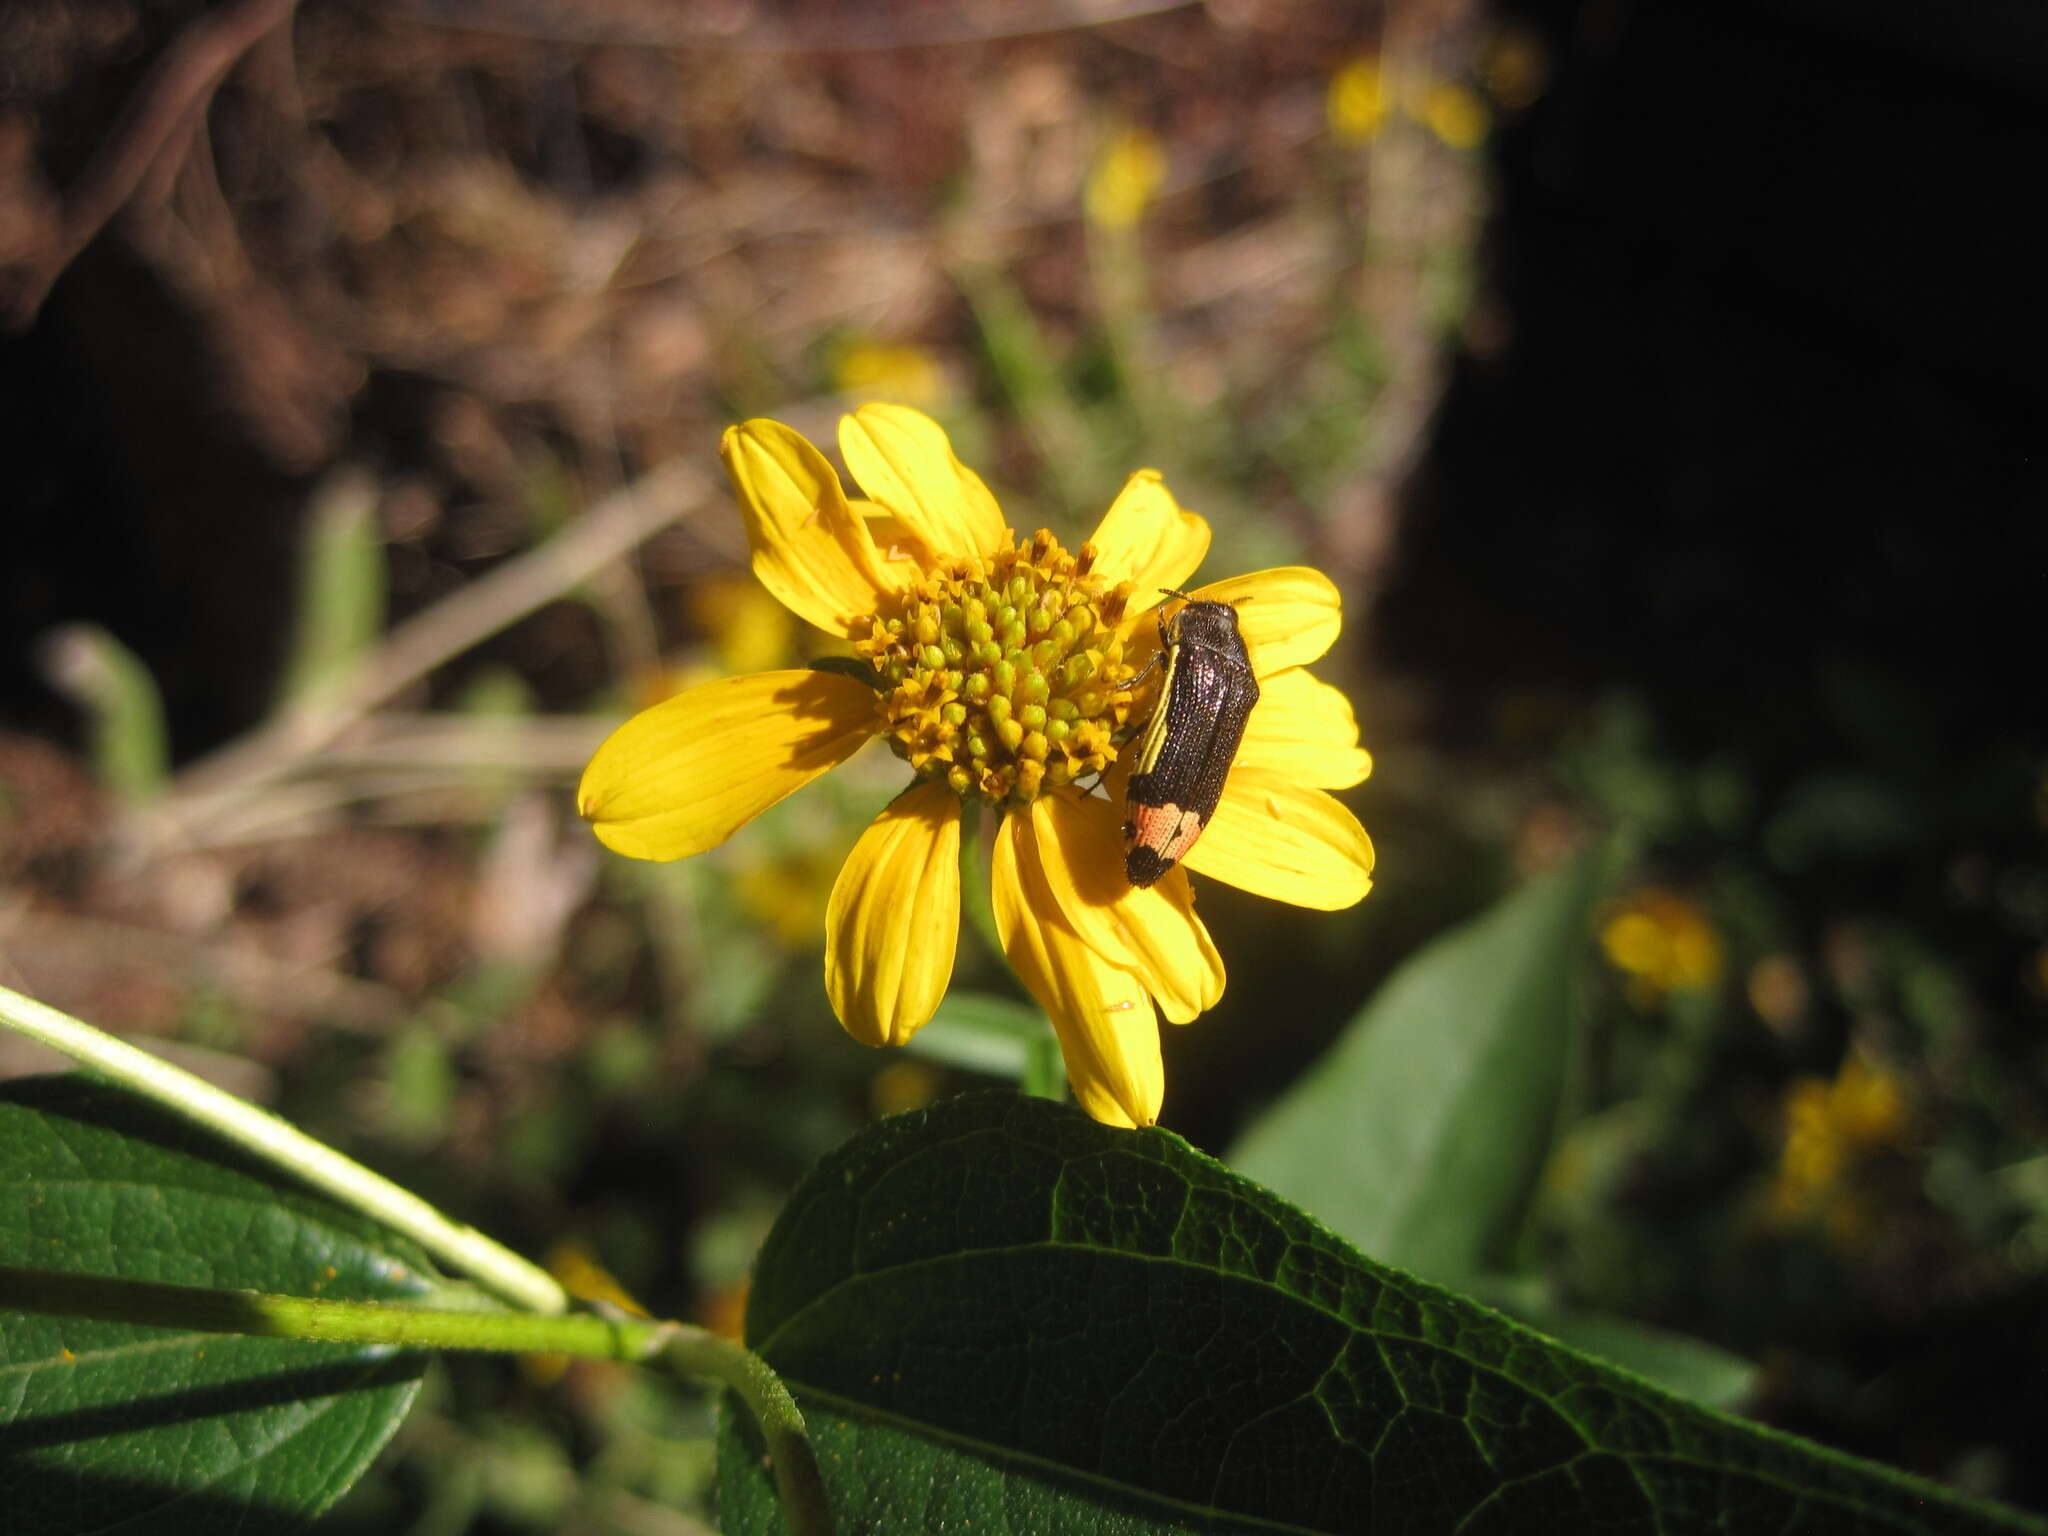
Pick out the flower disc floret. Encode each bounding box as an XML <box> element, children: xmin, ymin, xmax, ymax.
<box><xmin>856</xmin><ymin>529</ymin><xmax>1137</xmax><ymax>805</ymax></box>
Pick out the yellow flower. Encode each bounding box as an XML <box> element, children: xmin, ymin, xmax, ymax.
<box><xmin>1598</xmin><ymin>886</ymin><xmax>1722</xmax><ymax>997</ymax></box>
<box><xmin>523</xmin><ymin>1239</ymin><xmax>649</xmax><ymax>1385</ymax></box>
<box><xmin>689</xmin><ymin>572</ymin><xmax>801</xmax><ymax>676</ymax></box>
<box><xmin>830</xmin><ymin>338</ymin><xmax>949</xmax><ymax>408</ymax></box>
<box><xmin>733</xmin><ymin>847</ymin><xmax>840</xmax><ymax>949</ymax></box>
<box><xmin>1767</xmin><ymin>1055</ymin><xmax>1915</xmax><ymax>1238</ymax></box>
<box><xmin>870</xmin><ymin>1059</ymin><xmax>943</xmax><ymax>1120</ymax></box>
<box><xmin>1328</xmin><ymin>56</ymin><xmax>1488</xmax><ymax>151</ymax></box>
<box><xmin>1479</xmin><ymin>24</ymin><xmax>1549</xmax><ymax>113</ymax></box>
<box><xmin>1327</xmin><ymin>55</ymin><xmax>1388</xmax><ymax>145</ymax></box>
<box><xmin>578</xmin><ymin>405</ymin><xmax>1374</xmax><ymax>1127</ymax></box>
<box><xmin>1420</xmin><ymin>81</ymin><xmax>1488</xmax><ymax>151</ymax></box>
<box><xmin>544</xmin><ymin>1238</ymin><xmax>649</xmax><ymax>1317</ymax></box>
<box><xmin>1085</xmin><ymin>127</ymin><xmax>1167</xmax><ymax>232</ymax></box>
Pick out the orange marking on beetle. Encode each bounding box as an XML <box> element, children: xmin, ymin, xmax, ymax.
<box><xmin>1124</xmin><ymin>802</ymin><xmax>1206</xmax><ymax>884</ymax></box>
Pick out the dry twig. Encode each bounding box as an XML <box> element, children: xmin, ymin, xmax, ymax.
<box><xmin>151</xmin><ymin>457</ymin><xmax>712</xmax><ymax>848</ymax></box>
<box><xmin>3</xmin><ymin>0</ymin><xmax>301</xmax><ymax>329</ymax></box>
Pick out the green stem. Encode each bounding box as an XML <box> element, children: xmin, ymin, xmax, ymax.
<box><xmin>0</xmin><ymin>1264</ymin><xmax>831</xmax><ymax>1536</ymax></box>
<box><xmin>1021</xmin><ymin>1033</ymin><xmax>1068</xmax><ymax>1103</ymax></box>
<box><xmin>42</xmin><ymin>623</ymin><xmax>170</xmax><ymax>804</ymax></box>
<box><xmin>0</xmin><ymin>984</ymin><xmax>568</xmax><ymax>1315</ymax></box>
<box><xmin>1086</xmin><ymin>221</ymin><xmax>1178</xmax><ymax>460</ymax></box>
<box><xmin>658</xmin><ymin>1331</ymin><xmax>832</xmax><ymax>1536</ymax></box>
<box><xmin>955</xmin><ymin>807</ymin><xmax>1067</xmax><ymax>1104</ymax></box>
<box><xmin>947</xmin><ymin>257</ymin><xmax>1096</xmax><ymax>519</ymax></box>
<box><xmin>957</xmin><ymin>801</ymin><xmax>1004</xmax><ymax>963</ymax></box>
<box><xmin>0</xmin><ymin>1264</ymin><xmax>646</xmax><ymax>1356</ymax></box>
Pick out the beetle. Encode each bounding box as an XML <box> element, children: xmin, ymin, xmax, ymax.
<box><xmin>1121</xmin><ymin>590</ymin><xmax>1258</xmax><ymax>887</ymax></box>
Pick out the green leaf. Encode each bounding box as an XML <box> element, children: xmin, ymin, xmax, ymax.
<box><xmin>717</xmin><ymin>1092</ymin><xmax>2041</xmax><ymax>1535</ymax></box>
<box><xmin>903</xmin><ymin>991</ymin><xmax>1047</xmax><ymax>1078</ymax></box>
<box><xmin>39</xmin><ymin>623</ymin><xmax>169</xmax><ymax>804</ymax></box>
<box><xmin>805</xmin><ymin>655</ymin><xmax>883</xmax><ymax>690</ymax></box>
<box><xmin>1467</xmin><ymin>1276</ymin><xmax>1758</xmax><ymax>1412</ymax></box>
<box><xmin>276</xmin><ymin>468</ymin><xmax>386</xmax><ymax>710</ymax></box>
<box><xmin>906</xmin><ymin>991</ymin><xmax>1068</xmax><ymax>1101</ymax></box>
<box><xmin>0</xmin><ymin>1076</ymin><xmax>434</xmax><ymax>1534</ymax></box>
<box><xmin>1228</xmin><ymin>850</ymin><xmax>1604</xmax><ymax>1284</ymax></box>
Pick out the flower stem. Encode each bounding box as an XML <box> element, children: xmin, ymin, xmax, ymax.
<box><xmin>957</xmin><ymin>800</ymin><xmax>1004</xmax><ymax>962</ymax></box>
<box><xmin>954</xmin><ymin>809</ymin><xmax>1066</xmax><ymax>1102</ymax></box>
<box><xmin>659</xmin><ymin>1331</ymin><xmax>832</xmax><ymax>1536</ymax></box>
<box><xmin>1021</xmin><ymin>1033</ymin><xmax>1068</xmax><ymax>1102</ymax></box>
<box><xmin>0</xmin><ymin>1264</ymin><xmax>830</xmax><ymax>1536</ymax></box>
<box><xmin>0</xmin><ymin>983</ymin><xmax>568</xmax><ymax>1315</ymax></box>
<box><xmin>0</xmin><ymin>1263</ymin><xmax>633</xmax><ymax>1355</ymax></box>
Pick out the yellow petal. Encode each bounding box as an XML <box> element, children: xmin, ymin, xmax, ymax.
<box><xmin>839</xmin><ymin>405</ymin><xmax>1008</xmax><ymax>568</ymax></box>
<box><xmin>1180</xmin><ymin>765</ymin><xmax>1374</xmax><ymax>910</ymax></box>
<box><xmin>723</xmin><ymin>420</ymin><xmax>899</xmax><ymax>638</ymax></box>
<box><xmin>826</xmin><ymin>779</ymin><xmax>960</xmax><ymax>1047</ymax></box>
<box><xmin>1234</xmin><ymin>667</ymin><xmax>1373</xmax><ymax>789</ymax></box>
<box><xmin>1086</xmin><ymin>470</ymin><xmax>1211</xmax><ymax>600</ymax></box>
<box><xmin>854</xmin><ymin>498</ymin><xmax>941</xmax><ymax>574</ymax></box>
<box><xmin>579</xmin><ymin>670</ymin><xmax>877</xmax><ymax>860</ymax></box>
<box><xmin>993</xmin><ymin>812</ymin><xmax>1163</xmax><ymax>1128</ymax></box>
<box><xmin>1029</xmin><ymin>790</ymin><xmax>1223</xmax><ymax>1024</ymax></box>
<box><xmin>1191</xmin><ymin>566</ymin><xmax>1343</xmax><ymax>674</ymax></box>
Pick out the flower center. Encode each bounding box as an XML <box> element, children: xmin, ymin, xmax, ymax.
<box><xmin>855</xmin><ymin>531</ymin><xmax>1137</xmax><ymax>805</ymax></box>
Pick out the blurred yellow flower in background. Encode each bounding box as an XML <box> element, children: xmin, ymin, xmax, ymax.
<box><xmin>1599</xmin><ymin>886</ymin><xmax>1722</xmax><ymax>999</ymax></box>
<box><xmin>689</xmin><ymin>572</ymin><xmax>800</xmax><ymax>677</ymax></box>
<box><xmin>523</xmin><ymin>1239</ymin><xmax>651</xmax><ymax>1385</ymax></box>
<box><xmin>1085</xmin><ymin>126</ymin><xmax>1167</xmax><ymax>232</ymax></box>
<box><xmin>870</xmin><ymin>1058</ymin><xmax>943</xmax><ymax>1120</ymax></box>
<box><xmin>697</xmin><ymin>1277</ymin><xmax>749</xmax><ymax>1343</ymax></box>
<box><xmin>544</xmin><ymin>1238</ymin><xmax>650</xmax><ymax>1317</ymax></box>
<box><xmin>1327</xmin><ymin>56</ymin><xmax>1388</xmax><ymax>145</ymax></box>
<box><xmin>1768</xmin><ymin>1054</ymin><xmax>1915</xmax><ymax>1243</ymax></box>
<box><xmin>625</xmin><ymin>575</ymin><xmax>802</xmax><ymax>712</ymax></box>
<box><xmin>578</xmin><ymin>405</ymin><xmax>1374</xmax><ymax>1126</ymax></box>
<box><xmin>732</xmin><ymin>847</ymin><xmax>841</xmax><ymax>949</ymax></box>
<box><xmin>1480</xmin><ymin>24</ymin><xmax>1549</xmax><ymax>112</ymax></box>
<box><xmin>830</xmin><ymin>338</ymin><xmax>949</xmax><ymax>408</ymax></box>
<box><xmin>626</xmin><ymin>663</ymin><xmax>703</xmax><ymax>713</ymax></box>
<box><xmin>1327</xmin><ymin>55</ymin><xmax>1488</xmax><ymax>150</ymax></box>
<box><xmin>1421</xmin><ymin>81</ymin><xmax>1488</xmax><ymax>151</ymax></box>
